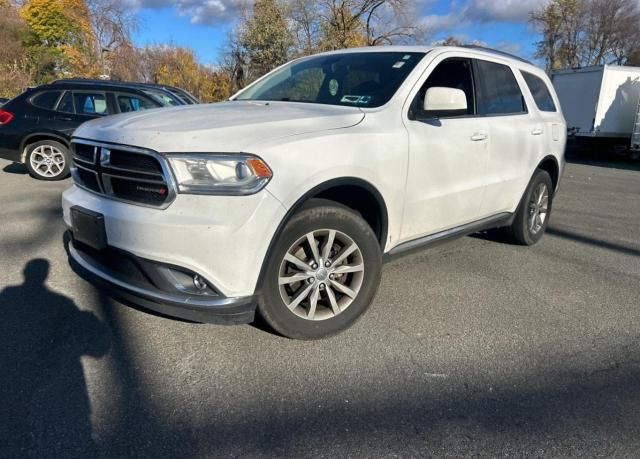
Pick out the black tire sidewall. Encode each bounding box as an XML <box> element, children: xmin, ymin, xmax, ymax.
<box><xmin>26</xmin><ymin>140</ymin><xmax>71</xmax><ymax>181</ymax></box>
<box><xmin>512</xmin><ymin>169</ymin><xmax>554</xmax><ymax>245</ymax></box>
<box><xmin>259</xmin><ymin>202</ymin><xmax>382</xmax><ymax>340</ymax></box>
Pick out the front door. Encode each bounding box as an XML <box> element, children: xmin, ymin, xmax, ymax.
<box><xmin>401</xmin><ymin>56</ymin><xmax>490</xmax><ymax>242</ymax></box>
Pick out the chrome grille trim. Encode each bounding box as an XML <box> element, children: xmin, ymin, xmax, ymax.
<box><xmin>70</xmin><ymin>139</ymin><xmax>177</xmax><ymax>209</ymax></box>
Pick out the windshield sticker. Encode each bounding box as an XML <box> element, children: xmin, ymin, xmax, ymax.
<box><xmin>402</xmin><ymin>55</ymin><xmax>412</xmax><ymax>60</ymax></box>
<box><xmin>329</xmin><ymin>79</ymin><xmax>339</xmax><ymax>96</ymax></box>
<box><xmin>340</xmin><ymin>95</ymin><xmax>373</xmax><ymax>105</ymax></box>
<box><xmin>392</xmin><ymin>61</ymin><xmax>406</xmax><ymax>69</ymax></box>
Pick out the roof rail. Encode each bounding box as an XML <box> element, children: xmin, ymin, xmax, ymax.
<box><xmin>460</xmin><ymin>45</ymin><xmax>532</xmax><ymax>65</ymax></box>
<box><xmin>52</xmin><ymin>78</ymin><xmax>131</xmax><ymax>85</ymax></box>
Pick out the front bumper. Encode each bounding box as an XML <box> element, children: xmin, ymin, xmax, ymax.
<box><xmin>69</xmin><ymin>238</ymin><xmax>257</xmax><ymax>324</ymax></box>
<box><xmin>62</xmin><ymin>185</ymin><xmax>287</xmax><ymax>298</ymax></box>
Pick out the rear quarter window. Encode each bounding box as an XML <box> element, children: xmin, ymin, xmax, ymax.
<box><xmin>30</xmin><ymin>91</ymin><xmax>63</xmax><ymax>110</ymax></box>
<box><xmin>521</xmin><ymin>71</ymin><xmax>557</xmax><ymax>112</ymax></box>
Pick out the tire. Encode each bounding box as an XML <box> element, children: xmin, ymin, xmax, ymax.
<box><xmin>258</xmin><ymin>199</ymin><xmax>382</xmax><ymax>340</ymax></box>
<box><xmin>506</xmin><ymin>168</ymin><xmax>554</xmax><ymax>246</ymax></box>
<box><xmin>25</xmin><ymin>140</ymin><xmax>71</xmax><ymax>181</ymax></box>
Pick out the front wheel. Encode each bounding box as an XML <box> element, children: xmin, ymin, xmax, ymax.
<box><xmin>258</xmin><ymin>200</ymin><xmax>382</xmax><ymax>340</ymax></box>
<box><xmin>25</xmin><ymin>140</ymin><xmax>71</xmax><ymax>181</ymax></box>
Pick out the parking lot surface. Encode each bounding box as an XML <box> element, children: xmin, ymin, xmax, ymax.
<box><xmin>1</xmin><ymin>157</ymin><xmax>639</xmax><ymax>457</ymax></box>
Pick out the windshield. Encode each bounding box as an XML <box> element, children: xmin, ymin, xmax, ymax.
<box><xmin>235</xmin><ymin>52</ymin><xmax>425</xmax><ymax>108</ymax></box>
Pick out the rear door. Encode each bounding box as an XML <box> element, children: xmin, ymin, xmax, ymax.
<box><xmin>53</xmin><ymin>90</ymin><xmax>112</xmax><ymax>136</ymax></box>
<box><xmin>472</xmin><ymin>58</ymin><xmax>535</xmax><ymax>215</ymax></box>
<box><xmin>521</xmin><ymin>71</ymin><xmax>565</xmax><ymax>154</ymax></box>
<box><xmin>401</xmin><ymin>56</ymin><xmax>490</xmax><ymax>241</ymax></box>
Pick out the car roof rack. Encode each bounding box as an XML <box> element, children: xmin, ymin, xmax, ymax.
<box><xmin>460</xmin><ymin>45</ymin><xmax>533</xmax><ymax>65</ymax></box>
<box><xmin>53</xmin><ymin>78</ymin><xmax>152</xmax><ymax>87</ymax></box>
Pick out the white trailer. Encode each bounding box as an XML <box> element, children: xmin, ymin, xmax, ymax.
<box><xmin>551</xmin><ymin>65</ymin><xmax>640</xmax><ymax>152</ymax></box>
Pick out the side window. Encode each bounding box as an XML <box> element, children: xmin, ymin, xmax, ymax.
<box><xmin>116</xmin><ymin>94</ymin><xmax>158</xmax><ymax>112</ymax></box>
<box><xmin>474</xmin><ymin>60</ymin><xmax>526</xmax><ymax>116</ymax></box>
<box><xmin>521</xmin><ymin>71</ymin><xmax>557</xmax><ymax>112</ymax></box>
<box><xmin>31</xmin><ymin>91</ymin><xmax>62</xmax><ymax>110</ymax></box>
<box><xmin>411</xmin><ymin>58</ymin><xmax>475</xmax><ymax>119</ymax></box>
<box><xmin>73</xmin><ymin>92</ymin><xmax>109</xmax><ymax>115</ymax></box>
<box><xmin>58</xmin><ymin>92</ymin><xmax>74</xmax><ymax>113</ymax></box>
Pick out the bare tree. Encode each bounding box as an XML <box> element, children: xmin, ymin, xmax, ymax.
<box><xmin>532</xmin><ymin>0</ymin><xmax>640</xmax><ymax>71</ymax></box>
<box><xmin>86</xmin><ymin>0</ymin><xmax>138</xmax><ymax>75</ymax></box>
<box><xmin>287</xmin><ymin>0</ymin><xmax>421</xmax><ymax>52</ymax></box>
<box><xmin>0</xmin><ymin>0</ymin><xmax>33</xmax><ymax>97</ymax></box>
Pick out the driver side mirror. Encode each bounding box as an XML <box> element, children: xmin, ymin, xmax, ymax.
<box><xmin>423</xmin><ymin>87</ymin><xmax>468</xmax><ymax>112</ymax></box>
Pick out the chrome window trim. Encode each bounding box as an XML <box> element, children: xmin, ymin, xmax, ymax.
<box><xmin>70</xmin><ymin>138</ymin><xmax>177</xmax><ymax>210</ymax></box>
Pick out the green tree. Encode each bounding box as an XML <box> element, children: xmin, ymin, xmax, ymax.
<box><xmin>143</xmin><ymin>45</ymin><xmax>231</xmax><ymax>102</ymax></box>
<box><xmin>240</xmin><ymin>0</ymin><xmax>293</xmax><ymax>82</ymax></box>
<box><xmin>21</xmin><ymin>0</ymin><xmax>97</xmax><ymax>78</ymax></box>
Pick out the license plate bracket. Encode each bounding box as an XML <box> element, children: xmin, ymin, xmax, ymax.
<box><xmin>71</xmin><ymin>206</ymin><xmax>107</xmax><ymax>251</ymax></box>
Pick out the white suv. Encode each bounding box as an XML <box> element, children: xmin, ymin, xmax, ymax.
<box><xmin>63</xmin><ymin>46</ymin><xmax>566</xmax><ymax>339</ymax></box>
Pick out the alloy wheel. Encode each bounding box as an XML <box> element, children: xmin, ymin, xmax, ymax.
<box><xmin>528</xmin><ymin>182</ymin><xmax>549</xmax><ymax>234</ymax></box>
<box><xmin>278</xmin><ymin>229</ymin><xmax>365</xmax><ymax>321</ymax></box>
<box><xmin>29</xmin><ymin>144</ymin><xmax>66</xmax><ymax>178</ymax></box>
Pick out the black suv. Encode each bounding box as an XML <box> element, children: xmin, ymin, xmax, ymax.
<box><xmin>0</xmin><ymin>79</ymin><xmax>198</xmax><ymax>180</ymax></box>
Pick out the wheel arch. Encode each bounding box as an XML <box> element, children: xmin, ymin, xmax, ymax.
<box><xmin>536</xmin><ymin>155</ymin><xmax>560</xmax><ymax>192</ymax></box>
<box><xmin>256</xmin><ymin>177</ymin><xmax>389</xmax><ymax>290</ymax></box>
<box><xmin>20</xmin><ymin>132</ymin><xmax>70</xmax><ymax>162</ymax></box>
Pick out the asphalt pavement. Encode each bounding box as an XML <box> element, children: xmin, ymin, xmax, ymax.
<box><xmin>0</xmin><ymin>157</ymin><xmax>639</xmax><ymax>458</ymax></box>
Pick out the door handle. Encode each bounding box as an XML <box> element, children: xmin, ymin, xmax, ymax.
<box><xmin>531</xmin><ymin>128</ymin><xmax>544</xmax><ymax>136</ymax></box>
<box><xmin>470</xmin><ymin>133</ymin><xmax>488</xmax><ymax>141</ymax></box>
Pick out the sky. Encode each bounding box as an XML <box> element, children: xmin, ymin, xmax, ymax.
<box><xmin>129</xmin><ymin>0</ymin><xmax>550</xmax><ymax>65</ymax></box>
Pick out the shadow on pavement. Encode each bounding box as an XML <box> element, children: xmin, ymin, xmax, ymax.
<box><xmin>2</xmin><ymin>162</ymin><xmax>28</xmax><ymax>175</ymax></box>
<box><xmin>565</xmin><ymin>147</ymin><xmax>640</xmax><ymax>172</ymax></box>
<box><xmin>2</xmin><ymin>260</ymin><xmax>639</xmax><ymax>456</ymax></box>
<box><xmin>0</xmin><ymin>259</ymin><xmax>110</xmax><ymax>458</ymax></box>
<box><xmin>547</xmin><ymin>227</ymin><xmax>640</xmax><ymax>257</ymax></box>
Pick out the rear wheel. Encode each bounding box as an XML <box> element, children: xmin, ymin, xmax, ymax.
<box><xmin>506</xmin><ymin>169</ymin><xmax>553</xmax><ymax>245</ymax></box>
<box><xmin>25</xmin><ymin>140</ymin><xmax>70</xmax><ymax>181</ymax></box>
<box><xmin>258</xmin><ymin>200</ymin><xmax>382</xmax><ymax>340</ymax></box>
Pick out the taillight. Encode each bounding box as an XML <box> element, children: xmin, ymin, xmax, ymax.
<box><xmin>0</xmin><ymin>109</ymin><xmax>13</xmax><ymax>125</ymax></box>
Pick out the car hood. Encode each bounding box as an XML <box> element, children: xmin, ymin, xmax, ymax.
<box><xmin>73</xmin><ymin>101</ymin><xmax>365</xmax><ymax>152</ymax></box>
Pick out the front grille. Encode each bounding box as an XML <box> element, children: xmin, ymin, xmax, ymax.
<box><xmin>71</xmin><ymin>141</ymin><xmax>174</xmax><ymax>208</ymax></box>
<box><xmin>108</xmin><ymin>176</ymin><xmax>169</xmax><ymax>205</ymax></box>
<box><xmin>108</xmin><ymin>149</ymin><xmax>164</xmax><ymax>174</ymax></box>
<box><xmin>75</xmin><ymin>165</ymin><xmax>101</xmax><ymax>192</ymax></box>
<box><xmin>75</xmin><ymin>143</ymin><xmax>95</xmax><ymax>163</ymax></box>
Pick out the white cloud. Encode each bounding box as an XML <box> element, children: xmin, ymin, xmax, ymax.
<box><xmin>127</xmin><ymin>0</ymin><xmax>247</xmax><ymax>25</ymax></box>
<box><xmin>421</xmin><ymin>0</ymin><xmax>550</xmax><ymax>36</ymax></box>
<box><xmin>465</xmin><ymin>0</ymin><xmax>550</xmax><ymax>23</ymax></box>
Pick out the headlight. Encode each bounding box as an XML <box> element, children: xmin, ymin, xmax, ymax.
<box><xmin>167</xmin><ymin>154</ymin><xmax>272</xmax><ymax>195</ymax></box>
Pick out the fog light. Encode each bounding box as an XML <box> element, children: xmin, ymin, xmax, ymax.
<box><xmin>193</xmin><ymin>275</ymin><xmax>208</xmax><ymax>291</ymax></box>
